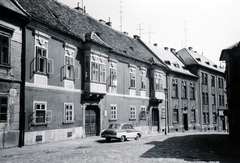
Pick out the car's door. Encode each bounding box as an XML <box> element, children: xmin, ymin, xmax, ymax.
<box><xmin>121</xmin><ymin>124</ymin><xmax>130</xmax><ymax>137</ymax></box>
<box><xmin>126</xmin><ymin>124</ymin><xmax>136</xmax><ymax>138</ymax></box>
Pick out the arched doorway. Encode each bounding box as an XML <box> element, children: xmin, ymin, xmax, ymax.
<box><xmin>85</xmin><ymin>105</ymin><xmax>100</xmax><ymax>136</ymax></box>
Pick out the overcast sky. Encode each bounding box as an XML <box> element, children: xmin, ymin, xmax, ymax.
<box><xmin>58</xmin><ymin>0</ymin><xmax>240</xmax><ymax>65</ymax></box>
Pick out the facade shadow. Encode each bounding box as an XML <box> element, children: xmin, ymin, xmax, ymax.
<box><xmin>141</xmin><ymin>134</ymin><xmax>240</xmax><ymax>163</ymax></box>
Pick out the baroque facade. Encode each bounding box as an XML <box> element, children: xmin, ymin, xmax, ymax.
<box><xmin>0</xmin><ymin>0</ymin><xmax>228</xmax><ymax>148</ymax></box>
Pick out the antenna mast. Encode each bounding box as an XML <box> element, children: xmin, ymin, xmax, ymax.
<box><xmin>136</xmin><ymin>23</ymin><xmax>144</xmax><ymax>37</ymax></box>
<box><xmin>120</xmin><ymin>0</ymin><xmax>122</xmax><ymax>32</ymax></box>
<box><xmin>184</xmin><ymin>21</ymin><xmax>188</xmax><ymax>47</ymax></box>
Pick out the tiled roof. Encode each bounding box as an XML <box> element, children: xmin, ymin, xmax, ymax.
<box><xmin>0</xmin><ymin>0</ymin><xmax>29</xmax><ymax>17</ymax></box>
<box><xmin>177</xmin><ymin>48</ymin><xmax>225</xmax><ymax>73</ymax></box>
<box><xmin>141</xmin><ymin>43</ymin><xmax>197</xmax><ymax>77</ymax></box>
<box><xmin>17</xmin><ymin>0</ymin><xmax>165</xmax><ymax>66</ymax></box>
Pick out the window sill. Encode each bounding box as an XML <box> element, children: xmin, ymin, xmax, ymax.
<box><xmin>129</xmin><ymin>118</ymin><xmax>136</xmax><ymax>121</ymax></box>
<box><xmin>63</xmin><ymin>121</ymin><xmax>74</xmax><ymax>124</ymax></box>
<box><xmin>0</xmin><ymin>64</ymin><xmax>11</xmax><ymax>69</ymax></box>
<box><xmin>109</xmin><ymin>119</ymin><xmax>117</xmax><ymax>122</ymax></box>
<box><xmin>171</xmin><ymin>97</ymin><xmax>179</xmax><ymax>99</ymax></box>
<box><xmin>32</xmin><ymin>123</ymin><xmax>47</xmax><ymax>127</ymax></box>
<box><xmin>172</xmin><ymin>121</ymin><xmax>179</xmax><ymax>124</ymax></box>
<box><xmin>129</xmin><ymin>87</ymin><xmax>136</xmax><ymax>90</ymax></box>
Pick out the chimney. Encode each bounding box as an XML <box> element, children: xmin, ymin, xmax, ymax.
<box><xmin>170</xmin><ymin>48</ymin><xmax>176</xmax><ymax>54</ymax></box>
<box><xmin>164</xmin><ymin>47</ymin><xmax>169</xmax><ymax>51</ymax></box>
<box><xmin>74</xmin><ymin>2</ymin><xmax>86</xmax><ymax>13</ymax></box>
<box><xmin>154</xmin><ymin>43</ymin><xmax>158</xmax><ymax>47</ymax></box>
<box><xmin>123</xmin><ymin>32</ymin><xmax>128</xmax><ymax>35</ymax></box>
<box><xmin>106</xmin><ymin>22</ymin><xmax>112</xmax><ymax>27</ymax></box>
<box><xmin>99</xmin><ymin>19</ymin><xmax>106</xmax><ymax>24</ymax></box>
<box><xmin>106</xmin><ymin>17</ymin><xmax>112</xmax><ymax>27</ymax></box>
<box><xmin>188</xmin><ymin>47</ymin><xmax>193</xmax><ymax>51</ymax></box>
<box><xmin>133</xmin><ymin>35</ymin><xmax>140</xmax><ymax>39</ymax></box>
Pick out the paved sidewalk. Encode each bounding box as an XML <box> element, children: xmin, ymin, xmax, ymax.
<box><xmin>0</xmin><ymin>131</ymin><xmax>228</xmax><ymax>158</ymax></box>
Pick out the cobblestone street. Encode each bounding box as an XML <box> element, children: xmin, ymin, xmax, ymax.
<box><xmin>0</xmin><ymin>132</ymin><xmax>239</xmax><ymax>163</ymax></box>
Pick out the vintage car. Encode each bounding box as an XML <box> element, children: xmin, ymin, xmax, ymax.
<box><xmin>101</xmin><ymin>123</ymin><xmax>142</xmax><ymax>142</ymax></box>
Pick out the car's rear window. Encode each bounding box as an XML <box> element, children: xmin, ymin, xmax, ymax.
<box><xmin>108</xmin><ymin>124</ymin><xmax>121</xmax><ymax>129</ymax></box>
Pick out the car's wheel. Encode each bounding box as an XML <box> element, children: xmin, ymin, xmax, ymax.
<box><xmin>119</xmin><ymin>135</ymin><xmax>125</xmax><ymax>142</ymax></box>
<box><xmin>135</xmin><ymin>134</ymin><xmax>140</xmax><ymax>140</ymax></box>
<box><xmin>106</xmin><ymin>137</ymin><xmax>111</xmax><ymax>142</ymax></box>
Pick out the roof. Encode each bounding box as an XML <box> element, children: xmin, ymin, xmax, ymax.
<box><xmin>139</xmin><ymin>42</ymin><xmax>197</xmax><ymax>77</ymax></box>
<box><xmin>177</xmin><ymin>48</ymin><xmax>225</xmax><ymax>73</ymax></box>
<box><xmin>220</xmin><ymin>41</ymin><xmax>240</xmax><ymax>61</ymax></box>
<box><xmin>0</xmin><ymin>0</ymin><xmax>29</xmax><ymax>18</ymax></box>
<box><xmin>17</xmin><ymin>0</ymin><xmax>165</xmax><ymax>66</ymax></box>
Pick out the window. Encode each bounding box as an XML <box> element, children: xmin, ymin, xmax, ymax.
<box><xmin>141</xmin><ymin>70</ymin><xmax>146</xmax><ymax>90</ymax></box>
<box><xmin>203</xmin><ymin>111</ymin><xmax>209</xmax><ymax>124</ymax></box>
<box><xmin>31</xmin><ymin>31</ymin><xmax>53</xmax><ymax>76</ymax></box>
<box><xmin>190</xmin><ymin>83</ymin><xmax>195</xmax><ymax>100</ymax></box>
<box><xmin>181</xmin><ymin>81</ymin><xmax>187</xmax><ymax>99</ymax></box>
<box><xmin>218</xmin><ymin>78</ymin><xmax>224</xmax><ymax>88</ymax></box>
<box><xmin>201</xmin><ymin>72</ymin><xmax>208</xmax><ymax>85</ymax></box>
<box><xmin>110</xmin><ymin>105</ymin><xmax>117</xmax><ymax>120</ymax></box>
<box><xmin>202</xmin><ymin>92</ymin><xmax>208</xmax><ymax>104</ymax></box>
<box><xmin>211</xmin><ymin>76</ymin><xmax>215</xmax><ymax>87</ymax></box>
<box><xmin>155</xmin><ymin>73</ymin><xmax>163</xmax><ymax>91</ymax></box>
<box><xmin>0</xmin><ymin>97</ymin><xmax>7</xmax><ymax>122</ymax></box>
<box><xmin>110</xmin><ymin>68</ymin><xmax>117</xmax><ymax>86</ymax></box>
<box><xmin>191</xmin><ymin>109</ymin><xmax>196</xmax><ymax>122</ymax></box>
<box><xmin>34</xmin><ymin>101</ymin><xmax>51</xmax><ymax>124</ymax></box>
<box><xmin>130</xmin><ymin>106</ymin><xmax>136</xmax><ymax>119</ymax></box>
<box><xmin>64</xmin><ymin>103</ymin><xmax>74</xmax><ymax>123</ymax></box>
<box><xmin>130</xmin><ymin>67</ymin><xmax>136</xmax><ymax>88</ymax></box>
<box><xmin>212</xmin><ymin>94</ymin><xmax>215</xmax><ymax>105</ymax></box>
<box><xmin>99</xmin><ymin>64</ymin><xmax>106</xmax><ymax>82</ymax></box>
<box><xmin>0</xmin><ymin>34</ymin><xmax>10</xmax><ymax>66</ymax></box>
<box><xmin>219</xmin><ymin>95</ymin><xmax>224</xmax><ymax>106</ymax></box>
<box><xmin>173</xmin><ymin>105</ymin><xmax>179</xmax><ymax>122</ymax></box>
<box><xmin>140</xmin><ymin>106</ymin><xmax>146</xmax><ymax>119</ymax></box>
<box><xmin>172</xmin><ymin>80</ymin><xmax>178</xmax><ymax>98</ymax></box>
<box><xmin>62</xmin><ymin>43</ymin><xmax>79</xmax><ymax>81</ymax></box>
<box><xmin>213</xmin><ymin>112</ymin><xmax>217</xmax><ymax>124</ymax></box>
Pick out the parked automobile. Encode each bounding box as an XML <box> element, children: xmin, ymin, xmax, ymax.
<box><xmin>101</xmin><ymin>123</ymin><xmax>142</xmax><ymax>142</ymax></box>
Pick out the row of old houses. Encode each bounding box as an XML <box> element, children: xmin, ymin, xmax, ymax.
<box><xmin>0</xmin><ymin>0</ymin><xmax>227</xmax><ymax>148</ymax></box>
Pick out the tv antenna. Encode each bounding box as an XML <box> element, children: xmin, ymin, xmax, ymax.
<box><xmin>136</xmin><ymin>23</ymin><xmax>144</xmax><ymax>37</ymax></box>
<box><xmin>184</xmin><ymin>21</ymin><xmax>188</xmax><ymax>47</ymax></box>
<box><xmin>120</xmin><ymin>0</ymin><xmax>123</xmax><ymax>32</ymax></box>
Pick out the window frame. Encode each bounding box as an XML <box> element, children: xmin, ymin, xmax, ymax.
<box><xmin>191</xmin><ymin>109</ymin><xmax>196</xmax><ymax>122</ymax></box>
<box><xmin>110</xmin><ymin>104</ymin><xmax>117</xmax><ymax>120</ymax></box>
<box><xmin>181</xmin><ymin>81</ymin><xmax>187</xmax><ymax>99</ymax></box>
<box><xmin>140</xmin><ymin>106</ymin><xmax>146</xmax><ymax>119</ymax></box>
<box><xmin>0</xmin><ymin>96</ymin><xmax>8</xmax><ymax>123</ymax></box>
<box><xmin>173</xmin><ymin>105</ymin><xmax>179</xmax><ymax>123</ymax></box>
<box><xmin>130</xmin><ymin>67</ymin><xmax>136</xmax><ymax>88</ymax></box>
<box><xmin>190</xmin><ymin>83</ymin><xmax>195</xmax><ymax>100</ymax></box>
<box><xmin>0</xmin><ymin>33</ymin><xmax>11</xmax><ymax>67</ymax></box>
<box><xmin>34</xmin><ymin>101</ymin><xmax>47</xmax><ymax>124</ymax></box>
<box><xmin>63</xmin><ymin>103</ymin><xmax>74</xmax><ymax>123</ymax></box>
<box><xmin>141</xmin><ymin>70</ymin><xmax>146</xmax><ymax>90</ymax></box>
<box><xmin>172</xmin><ymin>80</ymin><xmax>178</xmax><ymax>98</ymax></box>
<box><xmin>130</xmin><ymin>106</ymin><xmax>136</xmax><ymax>120</ymax></box>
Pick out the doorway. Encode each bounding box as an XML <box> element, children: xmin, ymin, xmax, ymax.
<box><xmin>183</xmin><ymin>113</ymin><xmax>188</xmax><ymax>131</ymax></box>
<box><xmin>152</xmin><ymin>108</ymin><xmax>159</xmax><ymax>131</ymax></box>
<box><xmin>85</xmin><ymin>106</ymin><xmax>100</xmax><ymax>136</ymax></box>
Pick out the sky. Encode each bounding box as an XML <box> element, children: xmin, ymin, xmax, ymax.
<box><xmin>58</xmin><ymin>0</ymin><xmax>240</xmax><ymax>65</ymax></box>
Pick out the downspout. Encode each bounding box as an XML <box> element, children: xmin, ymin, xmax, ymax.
<box><xmin>19</xmin><ymin>18</ymin><xmax>30</xmax><ymax>148</ymax></box>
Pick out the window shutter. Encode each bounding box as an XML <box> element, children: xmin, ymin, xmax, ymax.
<box><xmin>30</xmin><ymin>58</ymin><xmax>36</xmax><ymax>78</ymax></box>
<box><xmin>46</xmin><ymin>110</ymin><xmax>52</xmax><ymax>123</ymax></box>
<box><xmin>74</xmin><ymin>66</ymin><xmax>80</xmax><ymax>79</ymax></box>
<box><xmin>61</xmin><ymin>65</ymin><xmax>67</xmax><ymax>80</ymax></box>
<box><xmin>47</xmin><ymin>58</ymin><xmax>54</xmax><ymax>74</ymax></box>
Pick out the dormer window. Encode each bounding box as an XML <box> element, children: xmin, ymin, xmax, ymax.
<box><xmin>205</xmin><ymin>61</ymin><xmax>210</xmax><ymax>65</ymax></box>
<box><xmin>213</xmin><ymin>64</ymin><xmax>218</xmax><ymax>68</ymax></box>
<box><xmin>164</xmin><ymin>60</ymin><xmax>171</xmax><ymax>65</ymax></box>
<box><xmin>173</xmin><ymin>63</ymin><xmax>180</xmax><ymax>68</ymax></box>
<box><xmin>196</xmin><ymin>58</ymin><xmax>201</xmax><ymax>62</ymax></box>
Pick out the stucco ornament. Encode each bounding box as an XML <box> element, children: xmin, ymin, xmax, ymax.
<box><xmin>9</xmin><ymin>89</ymin><xmax>19</xmax><ymax>105</ymax></box>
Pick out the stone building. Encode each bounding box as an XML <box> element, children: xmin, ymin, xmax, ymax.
<box><xmin>220</xmin><ymin>42</ymin><xmax>240</xmax><ymax>139</ymax></box>
<box><xmin>0</xmin><ymin>0</ymin><xmax>29</xmax><ymax>148</ymax></box>
<box><xmin>177</xmin><ymin>47</ymin><xmax>227</xmax><ymax>132</ymax></box>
